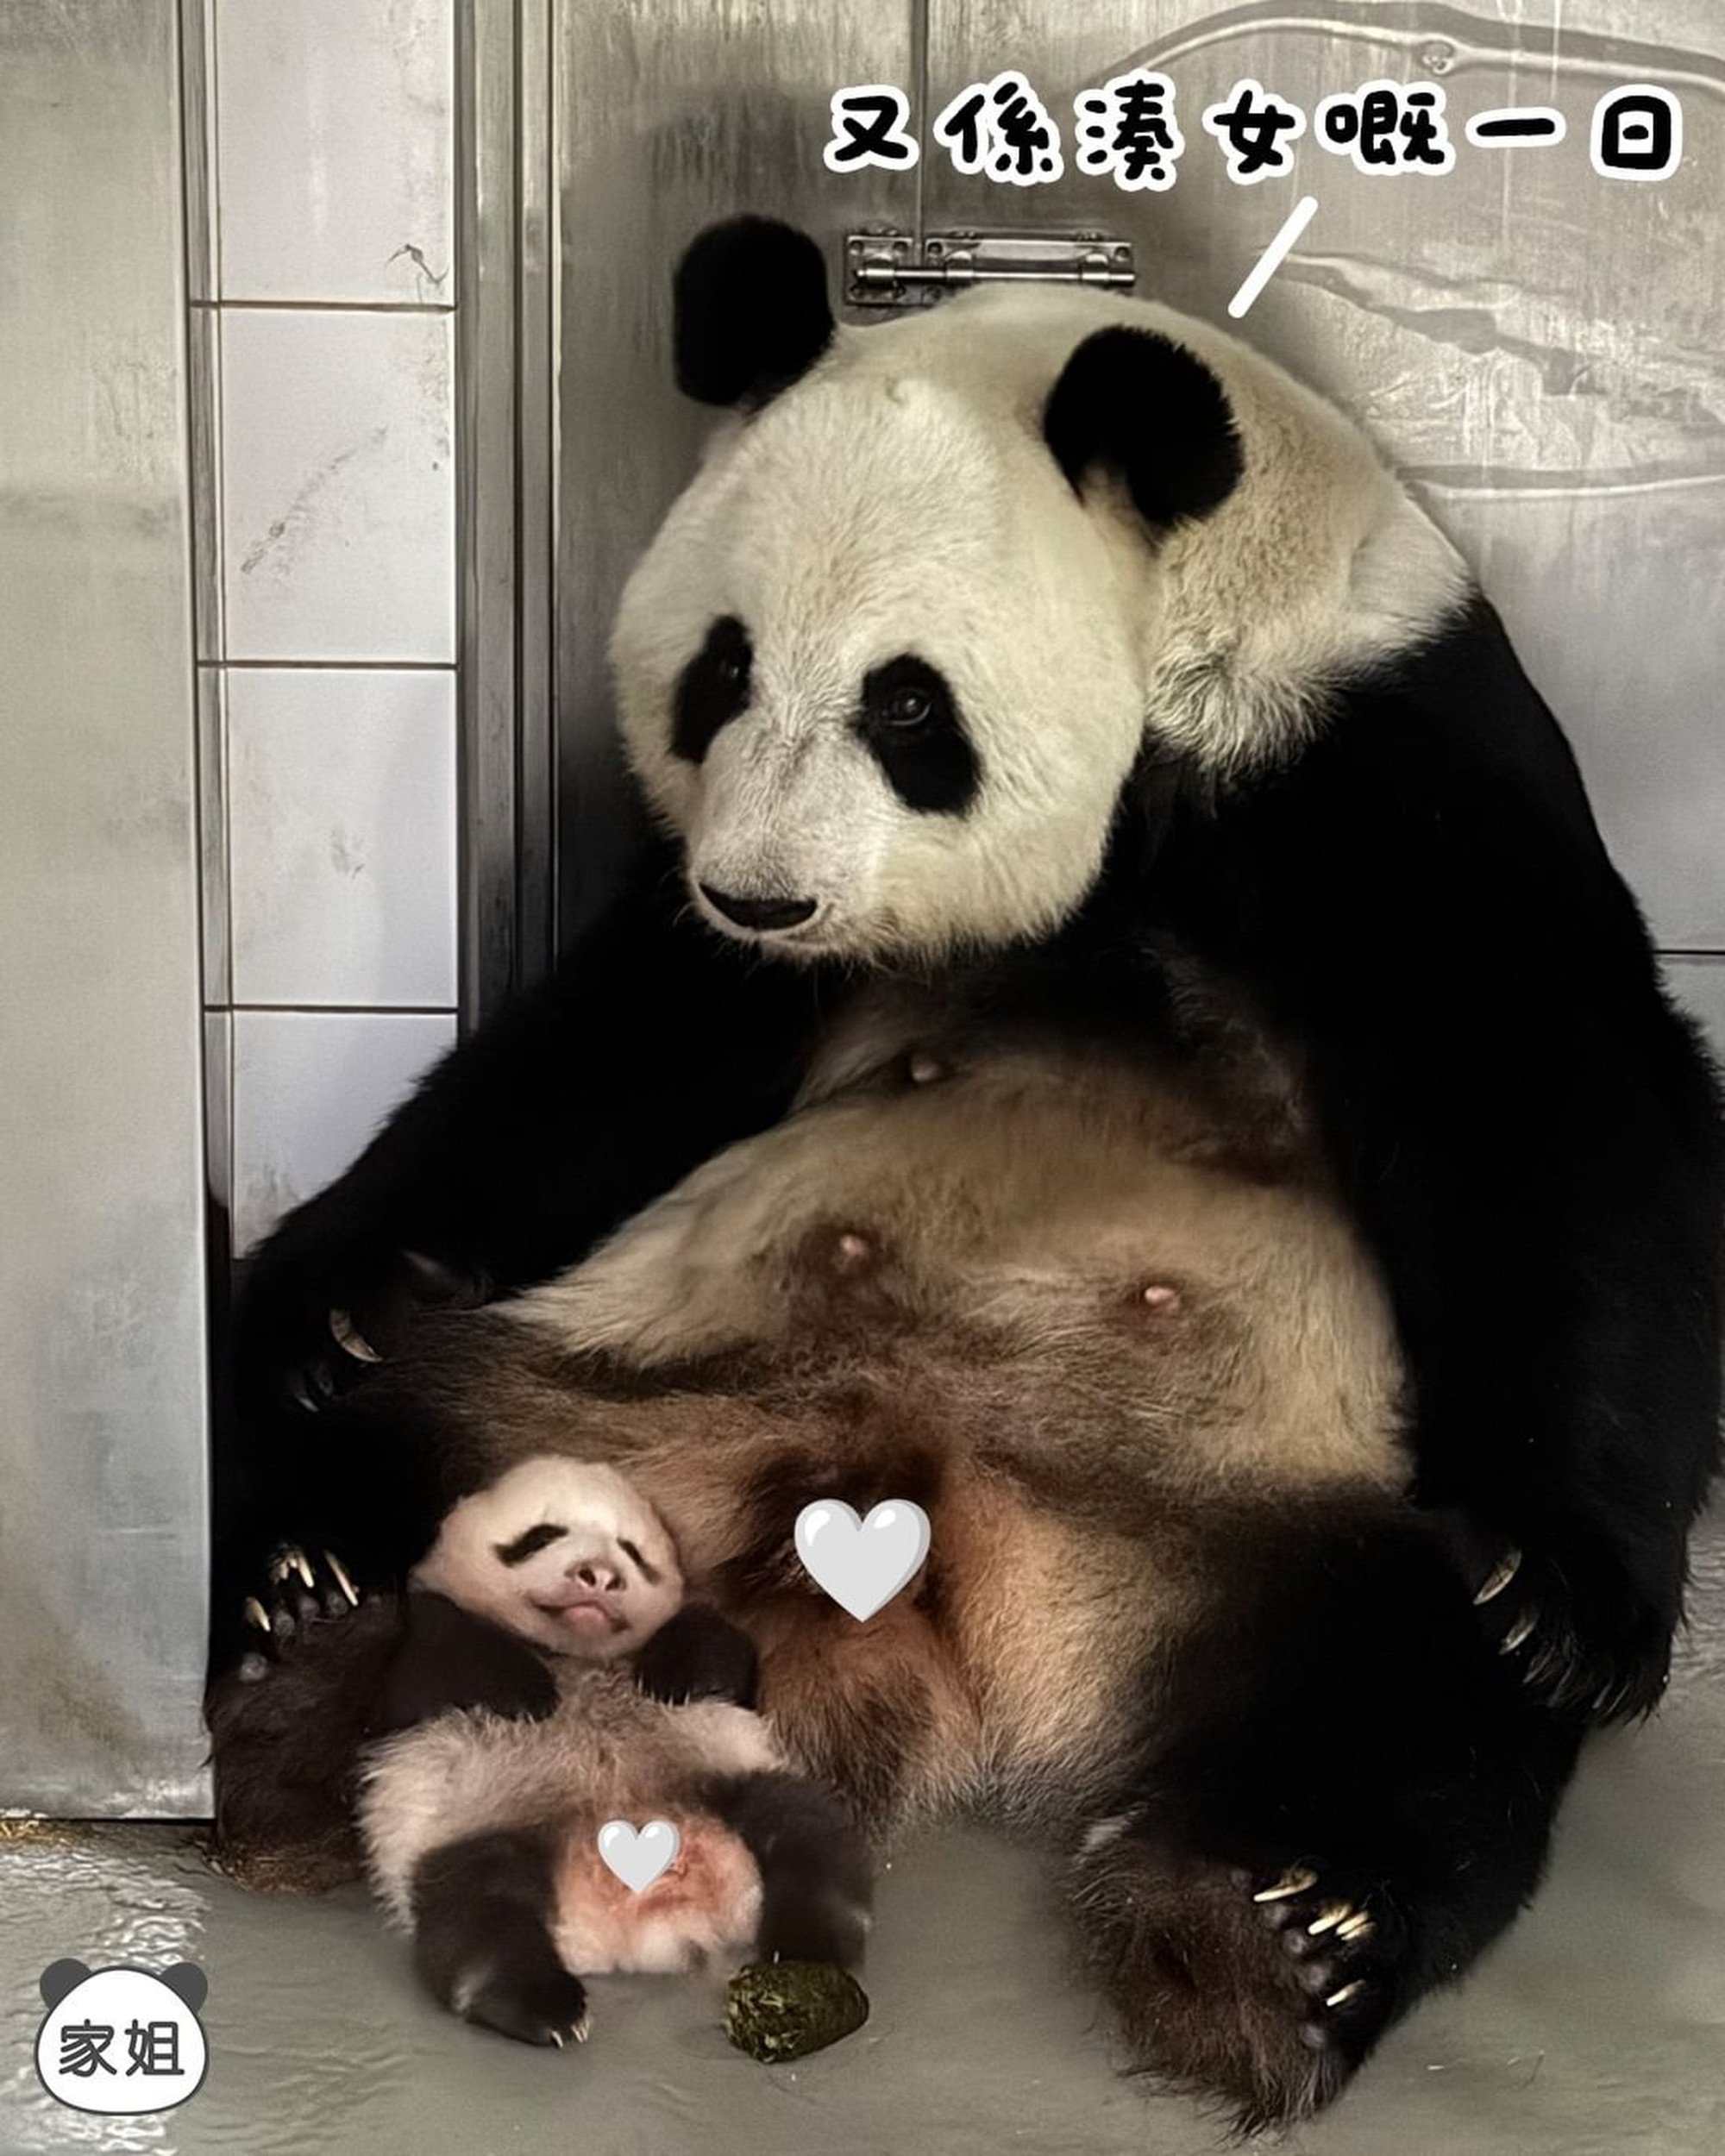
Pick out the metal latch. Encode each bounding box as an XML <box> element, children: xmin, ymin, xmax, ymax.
<box><xmin>844</xmin><ymin>230</ymin><xmax>1136</xmax><ymax>310</ymax></box>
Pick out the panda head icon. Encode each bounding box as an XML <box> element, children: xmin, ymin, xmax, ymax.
<box><xmin>34</xmin><ymin>1959</ymin><xmax>209</xmax><ymax>2115</ymax></box>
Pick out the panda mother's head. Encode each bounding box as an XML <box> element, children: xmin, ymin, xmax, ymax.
<box><xmin>612</xmin><ymin>219</ymin><xmax>1462</xmax><ymax>965</ymax></box>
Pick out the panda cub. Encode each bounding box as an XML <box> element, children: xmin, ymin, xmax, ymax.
<box><xmin>358</xmin><ymin>1456</ymin><xmax>872</xmax><ymax>2046</ymax></box>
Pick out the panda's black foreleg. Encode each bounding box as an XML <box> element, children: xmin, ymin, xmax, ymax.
<box><xmin>410</xmin><ymin>1827</ymin><xmax>589</xmax><ymax>2047</ymax></box>
<box><xmin>368</xmin><ymin>1589</ymin><xmax>559</xmax><ymax>1739</ymax></box>
<box><xmin>1069</xmin><ymin>1497</ymin><xmax>1584</xmax><ymax>2132</ymax></box>
<box><xmin>707</xmin><ymin>1772</ymin><xmax>875</xmax><ymax>1969</ymax></box>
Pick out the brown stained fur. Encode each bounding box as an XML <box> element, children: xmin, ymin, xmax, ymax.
<box><xmin>367</xmin><ymin>999</ymin><xmax>1407</xmax><ymax>1841</ymax></box>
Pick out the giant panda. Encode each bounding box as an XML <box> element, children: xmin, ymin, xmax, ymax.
<box><xmin>211</xmin><ymin>217</ymin><xmax>1724</xmax><ymax>2127</ymax></box>
<box><xmin>360</xmin><ymin>1455</ymin><xmax>871</xmax><ymax>2048</ymax></box>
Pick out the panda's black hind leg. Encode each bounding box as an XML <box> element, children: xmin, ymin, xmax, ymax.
<box><xmin>411</xmin><ymin>1827</ymin><xmax>589</xmax><ymax>2048</ymax></box>
<box><xmin>1070</xmin><ymin>1497</ymin><xmax>1585</xmax><ymax>2132</ymax></box>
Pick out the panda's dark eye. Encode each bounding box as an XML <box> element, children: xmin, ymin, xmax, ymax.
<box><xmin>881</xmin><ymin>684</ymin><xmax>933</xmax><ymax>730</ymax></box>
<box><xmin>672</xmin><ymin>615</ymin><xmax>753</xmax><ymax>763</ymax></box>
<box><xmin>856</xmin><ymin>654</ymin><xmax>980</xmax><ymax>816</ymax></box>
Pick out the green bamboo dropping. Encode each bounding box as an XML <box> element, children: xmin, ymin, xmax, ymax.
<box><xmin>724</xmin><ymin>1959</ymin><xmax>869</xmax><ymax>2062</ymax></box>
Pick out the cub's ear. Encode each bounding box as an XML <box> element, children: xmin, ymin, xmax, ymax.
<box><xmin>1043</xmin><ymin>326</ymin><xmax>1243</xmax><ymax>533</ymax></box>
<box><xmin>674</xmin><ymin>217</ymin><xmax>835</xmax><ymax>410</ymax></box>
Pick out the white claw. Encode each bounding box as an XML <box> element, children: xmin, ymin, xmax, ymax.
<box><xmin>1307</xmin><ymin>1903</ymin><xmax>1353</xmax><ymax>1937</ymax></box>
<box><xmin>323</xmin><ymin>1549</ymin><xmax>361</xmax><ymax>1607</ymax></box>
<box><xmin>1325</xmin><ymin>1980</ymin><xmax>1366</xmax><ymax>2009</ymax></box>
<box><xmin>1336</xmin><ymin>1912</ymin><xmax>1375</xmax><ymax>1942</ymax></box>
<box><xmin>329</xmin><ymin>1307</ymin><xmax>383</xmax><ymax>1363</ymax></box>
<box><xmin>1252</xmin><ymin>1866</ymin><xmax>1318</xmax><ymax>1903</ymax></box>
<box><xmin>242</xmin><ymin>1595</ymin><xmax>271</xmax><ymax>1634</ymax></box>
<box><xmin>548</xmin><ymin>2031</ymin><xmax>564</xmax><ymax>2050</ymax></box>
<box><xmin>1474</xmin><ymin>1547</ymin><xmax>1523</xmax><ymax>1606</ymax></box>
<box><xmin>1499</xmin><ymin>1606</ymin><xmax>1539</xmax><ymax>1654</ymax></box>
<box><xmin>571</xmin><ymin>2015</ymin><xmax>591</xmax><ymax>2044</ymax></box>
<box><xmin>269</xmin><ymin>1546</ymin><xmax>313</xmax><ymax>1589</ymax></box>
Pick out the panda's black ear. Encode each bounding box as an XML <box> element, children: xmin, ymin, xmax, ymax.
<box><xmin>673</xmin><ymin>217</ymin><xmax>835</xmax><ymax>411</ymax></box>
<box><xmin>1043</xmin><ymin>326</ymin><xmax>1243</xmax><ymax>533</ymax></box>
<box><xmin>159</xmin><ymin>1963</ymin><xmax>209</xmax><ymax>2015</ymax></box>
<box><xmin>39</xmin><ymin>1960</ymin><xmax>91</xmax><ymax>2009</ymax></box>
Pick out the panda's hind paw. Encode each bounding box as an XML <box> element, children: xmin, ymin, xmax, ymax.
<box><xmin>454</xmin><ymin>1957</ymin><xmax>590</xmax><ymax>2049</ymax></box>
<box><xmin>1075</xmin><ymin>1834</ymin><xmax>1405</xmax><ymax>2130</ymax></box>
<box><xmin>1246</xmin><ymin>1864</ymin><xmax>1394</xmax><ymax>2059</ymax></box>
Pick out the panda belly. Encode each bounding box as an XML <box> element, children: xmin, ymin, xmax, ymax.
<box><xmin>492</xmin><ymin>1030</ymin><xmax>1408</xmax><ymax>1829</ymax></box>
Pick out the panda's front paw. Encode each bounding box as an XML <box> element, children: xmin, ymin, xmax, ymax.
<box><xmin>235</xmin><ymin>1216</ymin><xmax>487</xmax><ymax>1422</ymax></box>
<box><xmin>233</xmin><ymin>1543</ymin><xmax>367</xmax><ymax>1681</ymax></box>
<box><xmin>1458</xmin><ymin>1532</ymin><xmax>1673</xmax><ymax>1723</ymax></box>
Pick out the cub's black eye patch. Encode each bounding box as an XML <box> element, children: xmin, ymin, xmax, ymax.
<box><xmin>672</xmin><ymin>615</ymin><xmax>752</xmax><ymax>763</ymax></box>
<box><xmin>618</xmin><ymin>1535</ymin><xmax>662</xmax><ymax>1585</ymax></box>
<box><xmin>855</xmin><ymin>655</ymin><xmax>978</xmax><ymax>814</ymax></box>
<box><xmin>496</xmin><ymin>1522</ymin><xmax>568</xmax><ymax>1567</ymax></box>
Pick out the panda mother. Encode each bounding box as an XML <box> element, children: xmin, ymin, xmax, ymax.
<box><xmin>216</xmin><ymin>219</ymin><xmax>1723</xmax><ymax>2127</ymax></box>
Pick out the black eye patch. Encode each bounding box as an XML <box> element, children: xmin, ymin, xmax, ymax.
<box><xmin>671</xmin><ymin>615</ymin><xmax>752</xmax><ymax>763</ymax></box>
<box><xmin>618</xmin><ymin>1536</ymin><xmax>662</xmax><ymax>1586</ymax></box>
<box><xmin>495</xmin><ymin>1521</ymin><xmax>568</xmax><ymax>1567</ymax></box>
<box><xmin>855</xmin><ymin>655</ymin><xmax>979</xmax><ymax>815</ymax></box>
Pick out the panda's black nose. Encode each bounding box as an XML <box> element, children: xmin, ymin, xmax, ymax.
<box><xmin>699</xmin><ymin>885</ymin><xmax>819</xmax><ymax>933</ymax></box>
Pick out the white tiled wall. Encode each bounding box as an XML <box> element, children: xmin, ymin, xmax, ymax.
<box><xmin>220</xmin><ymin>309</ymin><xmax>455</xmax><ymax>662</ymax></box>
<box><xmin>214</xmin><ymin>0</ymin><xmax>455</xmax><ymax>305</ymax></box>
<box><xmin>230</xmin><ymin>1011</ymin><xmax>456</xmax><ymax>1255</ymax></box>
<box><xmin>193</xmin><ymin>0</ymin><xmax>459</xmax><ymax>1254</ymax></box>
<box><xmin>226</xmin><ymin>667</ymin><xmax>457</xmax><ymax>1008</ymax></box>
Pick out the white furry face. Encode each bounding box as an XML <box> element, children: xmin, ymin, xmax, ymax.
<box><xmin>611</xmin><ymin>282</ymin><xmax>1467</xmax><ymax>968</ymax></box>
<box><xmin>612</xmin><ymin>357</ymin><xmax>1148</xmax><ymax>965</ymax></box>
<box><xmin>413</xmin><ymin>1458</ymin><xmax>684</xmax><ymax>1660</ymax></box>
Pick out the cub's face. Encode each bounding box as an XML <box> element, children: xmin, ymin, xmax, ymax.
<box><xmin>414</xmin><ymin>1458</ymin><xmax>684</xmax><ymax>1661</ymax></box>
<box><xmin>611</xmin><ymin>367</ymin><xmax>1150</xmax><ymax>966</ymax></box>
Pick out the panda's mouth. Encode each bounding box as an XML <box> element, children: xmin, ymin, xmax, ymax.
<box><xmin>532</xmin><ymin>1594</ymin><xmax>625</xmax><ymax>1639</ymax></box>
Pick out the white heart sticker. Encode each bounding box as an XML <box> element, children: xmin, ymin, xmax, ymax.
<box><xmin>794</xmin><ymin>1499</ymin><xmax>932</xmax><ymax>1622</ymax></box>
<box><xmin>597</xmin><ymin>1817</ymin><xmax>681</xmax><ymax>1892</ymax></box>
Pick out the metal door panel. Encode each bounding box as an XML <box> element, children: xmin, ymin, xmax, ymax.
<box><xmin>921</xmin><ymin>3</ymin><xmax>1725</xmax><ymax>949</ymax></box>
<box><xmin>0</xmin><ymin>1</ymin><xmax>210</xmax><ymax>1811</ymax></box>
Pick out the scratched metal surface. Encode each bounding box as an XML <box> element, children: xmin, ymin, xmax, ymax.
<box><xmin>0</xmin><ymin>2</ymin><xmax>210</xmax><ymax>1812</ymax></box>
<box><xmin>926</xmin><ymin>2</ymin><xmax>1725</xmax><ymax>956</ymax></box>
<box><xmin>2</xmin><ymin>1510</ymin><xmax>1721</xmax><ymax>2154</ymax></box>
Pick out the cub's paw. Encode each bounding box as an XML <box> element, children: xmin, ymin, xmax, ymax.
<box><xmin>451</xmin><ymin>1955</ymin><xmax>589</xmax><ymax>2050</ymax></box>
<box><xmin>1071</xmin><ymin>1832</ymin><xmax>1405</xmax><ymax>2132</ymax></box>
<box><xmin>634</xmin><ymin>1604</ymin><xmax>761</xmax><ymax>1709</ymax></box>
<box><xmin>233</xmin><ymin>1544</ymin><xmax>367</xmax><ymax>1682</ymax></box>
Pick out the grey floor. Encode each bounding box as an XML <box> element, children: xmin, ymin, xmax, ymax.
<box><xmin>4</xmin><ymin>1521</ymin><xmax>1723</xmax><ymax>2156</ymax></box>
